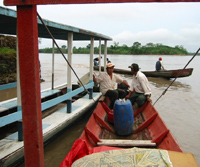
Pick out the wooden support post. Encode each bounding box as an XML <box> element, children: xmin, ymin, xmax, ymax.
<box><xmin>99</xmin><ymin>39</ymin><xmax>101</xmax><ymax>72</ymax></box>
<box><xmin>16</xmin><ymin>31</ymin><xmax>22</xmax><ymax>114</ymax></box>
<box><xmin>18</xmin><ymin>120</ymin><xmax>23</xmax><ymax>141</ymax></box>
<box><xmin>104</xmin><ymin>40</ymin><xmax>107</xmax><ymax>72</ymax></box>
<box><xmin>67</xmin><ymin>32</ymin><xmax>73</xmax><ymax>113</ymax></box>
<box><xmin>52</xmin><ymin>40</ymin><xmax>55</xmax><ymax>89</ymax></box>
<box><xmin>89</xmin><ymin>37</ymin><xmax>94</xmax><ymax>99</ymax></box>
<box><xmin>17</xmin><ymin>5</ymin><xmax>44</xmax><ymax>167</ymax></box>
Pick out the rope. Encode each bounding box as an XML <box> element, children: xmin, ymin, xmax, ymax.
<box><xmin>37</xmin><ymin>13</ymin><xmax>95</xmax><ymax>101</ymax></box>
<box><xmin>153</xmin><ymin>48</ymin><xmax>200</xmax><ymax>106</ymax></box>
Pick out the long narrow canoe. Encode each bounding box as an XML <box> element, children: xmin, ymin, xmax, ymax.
<box><xmin>94</xmin><ymin>66</ymin><xmax>193</xmax><ymax>79</ymax></box>
<box><xmin>60</xmin><ymin>97</ymin><xmax>198</xmax><ymax>167</ymax></box>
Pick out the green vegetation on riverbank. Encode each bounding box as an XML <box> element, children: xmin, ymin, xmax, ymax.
<box><xmin>0</xmin><ymin>35</ymin><xmax>197</xmax><ymax>86</ymax></box>
<box><xmin>39</xmin><ymin>42</ymin><xmax>189</xmax><ymax>55</ymax></box>
<box><xmin>0</xmin><ymin>48</ymin><xmax>16</xmax><ymax>84</ymax></box>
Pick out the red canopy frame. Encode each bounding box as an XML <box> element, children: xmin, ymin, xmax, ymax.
<box><xmin>3</xmin><ymin>0</ymin><xmax>200</xmax><ymax>167</ymax></box>
<box><xmin>4</xmin><ymin>0</ymin><xmax>200</xmax><ymax>5</ymax></box>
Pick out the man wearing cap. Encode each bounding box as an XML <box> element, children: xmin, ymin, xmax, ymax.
<box><xmin>93</xmin><ymin>63</ymin><xmax>130</xmax><ymax>109</ymax></box>
<box><xmin>155</xmin><ymin>57</ymin><xmax>165</xmax><ymax>71</ymax></box>
<box><xmin>125</xmin><ymin>63</ymin><xmax>152</xmax><ymax>109</ymax></box>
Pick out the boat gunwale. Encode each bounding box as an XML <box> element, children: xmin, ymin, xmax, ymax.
<box><xmin>94</xmin><ymin>66</ymin><xmax>193</xmax><ymax>79</ymax></box>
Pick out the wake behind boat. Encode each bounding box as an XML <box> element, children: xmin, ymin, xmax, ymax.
<box><xmin>94</xmin><ymin>66</ymin><xmax>193</xmax><ymax>79</ymax></box>
<box><xmin>60</xmin><ymin>97</ymin><xmax>198</xmax><ymax>167</ymax></box>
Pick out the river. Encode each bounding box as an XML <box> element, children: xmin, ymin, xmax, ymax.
<box><xmin>3</xmin><ymin>53</ymin><xmax>200</xmax><ymax>166</ymax></box>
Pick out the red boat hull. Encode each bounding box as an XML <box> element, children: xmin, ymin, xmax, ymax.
<box><xmin>60</xmin><ymin>99</ymin><xmax>182</xmax><ymax>167</ymax></box>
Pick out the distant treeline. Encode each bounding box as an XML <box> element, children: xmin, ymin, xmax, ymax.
<box><xmin>39</xmin><ymin>42</ymin><xmax>190</xmax><ymax>55</ymax></box>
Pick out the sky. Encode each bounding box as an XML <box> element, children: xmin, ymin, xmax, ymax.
<box><xmin>1</xmin><ymin>1</ymin><xmax>200</xmax><ymax>52</ymax></box>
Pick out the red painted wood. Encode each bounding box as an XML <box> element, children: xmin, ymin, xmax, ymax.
<box><xmin>93</xmin><ymin>113</ymin><xmax>115</xmax><ymax>133</ymax></box>
<box><xmin>17</xmin><ymin>5</ymin><xmax>44</xmax><ymax>167</ymax></box>
<box><xmin>84</xmin><ymin>127</ymin><xmax>101</xmax><ymax>143</ymax></box>
<box><xmin>80</xmin><ymin>110</ymin><xmax>102</xmax><ymax>149</ymax></box>
<box><xmin>76</xmin><ymin>99</ymin><xmax>182</xmax><ymax>155</ymax></box>
<box><xmin>158</xmin><ymin>132</ymin><xmax>183</xmax><ymax>152</ymax></box>
<box><xmin>133</xmin><ymin>113</ymin><xmax>158</xmax><ymax>133</ymax></box>
<box><xmin>134</xmin><ymin>101</ymin><xmax>148</xmax><ymax>117</ymax></box>
<box><xmin>4</xmin><ymin>0</ymin><xmax>200</xmax><ymax>5</ymax></box>
<box><xmin>101</xmin><ymin>101</ymin><xmax>112</xmax><ymax>114</ymax></box>
<box><xmin>152</xmin><ymin>129</ymin><xmax>169</xmax><ymax>144</ymax></box>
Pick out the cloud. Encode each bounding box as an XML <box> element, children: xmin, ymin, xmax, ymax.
<box><xmin>1</xmin><ymin>2</ymin><xmax>200</xmax><ymax>52</ymax></box>
<box><xmin>112</xmin><ymin>25</ymin><xmax>200</xmax><ymax>52</ymax></box>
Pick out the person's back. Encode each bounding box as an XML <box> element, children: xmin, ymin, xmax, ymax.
<box><xmin>155</xmin><ymin>60</ymin><xmax>161</xmax><ymax>71</ymax></box>
<box><xmin>107</xmin><ymin>58</ymin><xmax>111</xmax><ymax>64</ymax></box>
<box><xmin>155</xmin><ymin>57</ymin><xmax>164</xmax><ymax>71</ymax></box>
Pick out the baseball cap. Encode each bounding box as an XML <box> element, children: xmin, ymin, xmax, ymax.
<box><xmin>107</xmin><ymin>63</ymin><xmax>115</xmax><ymax>68</ymax></box>
<box><xmin>128</xmin><ymin>63</ymin><xmax>139</xmax><ymax>72</ymax></box>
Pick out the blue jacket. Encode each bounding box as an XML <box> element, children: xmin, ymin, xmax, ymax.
<box><xmin>155</xmin><ymin>60</ymin><xmax>161</xmax><ymax>71</ymax></box>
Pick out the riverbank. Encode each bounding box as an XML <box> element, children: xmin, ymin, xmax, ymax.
<box><xmin>0</xmin><ymin>35</ymin><xmax>17</xmax><ymax>84</ymax></box>
<box><xmin>0</xmin><ymin>34</ymin><xmax>198</xmax><ymax>85</ymax></box>
<box><xmin>39</xmin><ymin>42</ymin><xmax>189</xmax><ymax>55</ymax></box>
<box><xmin>0</xmin><ymin>47</ymin><xmax>16</xmax><ymax>84</ymax></box>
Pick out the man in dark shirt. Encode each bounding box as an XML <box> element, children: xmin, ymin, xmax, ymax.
<box><xmin>155</xmin><ymin>57</ymin><xmax>165</xmax><ymax>71</ymax></box>
<box><xmin>93</xmin><ymin>56</ymin><xmax>102</xmax><ymax>66</ymax></box>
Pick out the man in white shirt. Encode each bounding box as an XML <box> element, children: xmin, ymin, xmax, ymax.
<box><xmin>125</xmin><ymin>63</ymin><xmax>152</xmax><ymax>108</ymax></box>
<box><xmin>93</xmin><ymin>63</ymin><xmax>130</xmax><ymax>109</ymax></box>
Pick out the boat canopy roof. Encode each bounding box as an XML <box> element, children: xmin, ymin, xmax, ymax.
<box><xmin>0</xmin><ymin>6</ymin><xmax>112</xmax><ymax>41</ymax></box>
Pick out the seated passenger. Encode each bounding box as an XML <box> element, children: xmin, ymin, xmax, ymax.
<box><xmin>93</xmin><ymin>57</ymin><xmax>102</xmax><ymax>66</ymax></box>
<box><xmin>93</xmin><ymin>63</ymin><xmax>130</xmax><ymax>109</ymax></box>
<box><xmin>155</xmin><ymin>57</ymin><xmax>165</xmax><ymax>71</ymax></box>
<box><xmin>125</xmin><ymin>63</ymin><xmax>152</xmax><ymax>110</ymax></box>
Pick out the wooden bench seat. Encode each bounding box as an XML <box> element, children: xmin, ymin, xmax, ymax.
<box><xmin>97</xmin><ymin>139</ymin><xmax>156</xmax><ymax>147</ymax></box>
<box><xmin>0</xmin><ymin>89</ymin><xmax>61</xmax><ymax>113</ymax></box>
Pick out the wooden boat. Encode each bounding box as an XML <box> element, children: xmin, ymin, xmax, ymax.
<box><xmin>60</xmin><ymin>97</ymin><xmax>198</xmax><ymax>167</ymax></box>
<box><xmin>0</xmin><ymin>83</ymin><xmax>101</xmax><ymax>167</ymax></box>
<box><xmin>94</xmin><ymin>66</ymin><xmax>193</xmax><ymax>79</ymax></box>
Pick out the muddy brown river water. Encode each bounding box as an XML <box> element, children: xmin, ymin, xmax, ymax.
<box><xmin>1</xmin><ymin>53</ymin><xmax>199</xmax><ymax>166</ymax></box>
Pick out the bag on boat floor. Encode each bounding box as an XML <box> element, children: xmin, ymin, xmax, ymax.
<box><xmin>114</xmin><ymin>99</ymin><xmax>133</xmax><ymax>136</ymax></box>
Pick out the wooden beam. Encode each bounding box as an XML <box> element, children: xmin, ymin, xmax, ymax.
<box><xmin>0</xmin><ymin>82</ymin><xmax>94</xmax><ymax>128</ymax></box>
<box><xmin>99</xmin><ymin>39</ymin><xmax>101</xmax><ymax>73</ymax></box>
<box><xmin>0</xmin><ymin>82</ymin><xmax>17</xmax><ymax>91</ymax></box>
<box><xmin>97</xmin><ymin>139</ymin><xmax>156</xmax><ymax>147</ymax></box>
<box><xmin>4</xmin><ymin>0</ymin><xmax>200</xmax><ymax>6</ymax></box>
<box><xmin>17</xmin><ymin>5</ymin><xmax>44</xmax><ymax>167</ymax></box>
<box><xmin>104</xmin><ymin>40</ymin><xmax>107</xmax><ymax>72</ymax></box>
<box><xmin>67</xmin><ymin>32</ymin><xmax>73</xmax><ymax>113</ymax></box>
<box><xmin>51</xmin><ymin>40</ymin><xmax>55</xmax><ymax>89</ymax></box>
<box><xmin>89</xmin><ymin>37</ymin><xmax>94</xmax><ymax>99</ymax></box>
